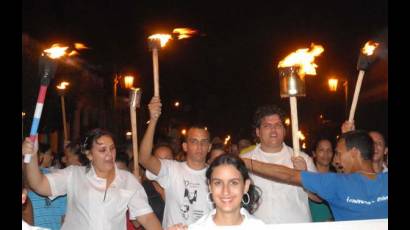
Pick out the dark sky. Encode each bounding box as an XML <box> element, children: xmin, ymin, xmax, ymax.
<box><xmin>22</xmin><ymin>0</ymin><xmax>388</xmax><ymax>143</ymax></box>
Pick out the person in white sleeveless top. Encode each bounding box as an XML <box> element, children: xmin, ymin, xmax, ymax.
<box><xmin>169</xmin><ymin>154</ymin><xmax>266</xmax><ymax>230</ymax></box>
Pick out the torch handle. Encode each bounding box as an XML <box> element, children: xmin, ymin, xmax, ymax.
<box><xmin>61</xmin><ymin>95</ymin><xmax>68</xmax><ymax>142</ymax></box>
<box><xmin>152</xmin><ymin>48</ymin><xmax>160</xmax><ymax>97</ymax></box>
<box><xmin>348</xmin><ymin>70</ymin><xmax>365</xmax><ymax>122</ymax></box>
<box><xmin>289</xmin><ymin>96</ymin><xmax>300</xmax><ymax>157</ymax></box>
<box><xmin>24</xmin><ymin>85</ymin><xmax>49</xmax><ymax>163</ymax></box>
<box><xmin>130</xmin><ymin>105</ymin><xmax>140</xmax><ymax>178</ymax></box>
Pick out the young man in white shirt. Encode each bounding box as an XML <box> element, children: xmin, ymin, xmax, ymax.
<box><xmin>241</xmin><ymin>105</ymin><xmax>318</xmax><ymax>224</ymax></box>
<box><xmin>139</xmin><ymin>97</ymin><xmax>212</xmax><ymax>228</ymax></box>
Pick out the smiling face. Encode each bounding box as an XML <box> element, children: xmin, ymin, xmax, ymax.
<box><xmin>209</xmin><ymin>164</ymin><xmax>250</xmax><ymax>215</ymax></box>
<box><xmin>256</xmin><ymin>114</ymin><xmax>286</xmax><ymax>152</ymax></box>
<box><xmin>89</xmin><ymin>135</ymin><xmax>116</xmax><ymax>174</ymax></box>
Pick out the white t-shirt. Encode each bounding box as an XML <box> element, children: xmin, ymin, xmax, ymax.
<box><xmin>189</xmin><ymin>208</ymin><xmax>266</xmax><ymax>230</ymax></box>
<box><xmin>148</xmin><ymin>159</ymin><xmax>211</xmax><ymax>228</ymax></box>
<box><xmin>45</xmin><ymin>165</ymin><xmax>153</xmax><ymax>230</ymax></box>
<box><xmin>242</xmin><ymin>143</ymin><xmax>317</xmax><ymax>224</ymax></box>
<box><xmin>22</xmin><ymin>221</ymin><xmax>50</xmax><ymax>230</ymax></box>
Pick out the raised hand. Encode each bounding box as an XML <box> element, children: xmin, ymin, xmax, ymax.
<box><xmin>148</xmin><ymin>96</ymin><xmax>162</xmax><ymax>121</ymax></box>
<box><xmin>341</xmin><ymin>120</ymin><xmax>355</xmax><ymax>133</ymax></box>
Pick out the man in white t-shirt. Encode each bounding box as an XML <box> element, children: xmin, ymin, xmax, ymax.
<box><xmin>139</xmin><ymin>97</ymin><xmax>212</xmax><ymax>228</ymax></box>
<box><xmin>241</xmin><ymin>105</ymin><xmax>318</xmax><ymax>224</ymax></box>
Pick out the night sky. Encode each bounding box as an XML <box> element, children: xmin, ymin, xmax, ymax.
<box><xmin>22</xmin><ymin>0</ymin><xmax>388</xmax><ymax>146</ymax></box>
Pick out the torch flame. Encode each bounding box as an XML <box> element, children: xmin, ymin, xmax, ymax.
<box><xmin>148</xmin><ymin>34</ymin><xmax>172</xmax><ymax>47</ymax></box>
<box><xmin>172</xmin><ymin>28</ymin><xmax>197</xmax><ymax>40</ymax></box>
<box><xmin>278</xmin><ymin>43</ymin><xmax>324</xmax><ymax>75</ymax></box>
<box><xmin>43</xmin><ymin>44</ymin><xmax>69</xmax><ymax>59</ymax></box>
<box><xmin>56</xmin><ymin>81</ymin><xmax>70</xmax><ymax>90</ymax></box>
<box><xmin>68</xmin><ymin>50</ymin><xmax>79</xmax><ymax>56</ymax></box>
<box><xmin>74</xmin><ymin>43</ymin><xmax>88</xmax><ymax>50</ymax></box>
<box><xmin>361</xmin><ymin>41</ymin><xmax>379</xmax><ymax>56</ymax></box>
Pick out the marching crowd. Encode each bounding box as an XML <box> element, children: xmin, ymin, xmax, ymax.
<box><xmin>22</xmin><ymin>96</ymin><xmax>388</xmax><ymax>230</ymax></box>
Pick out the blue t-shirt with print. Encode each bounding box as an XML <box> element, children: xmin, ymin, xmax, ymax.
<box><xmin>301</xmin><ymin>171</ymin><xmax>388</xmax><ymax>221</ymax></box>
<box><xmin>28</xmin><ymin>168</ymin><xmax>67</xmax><ymax>230</ymax></box>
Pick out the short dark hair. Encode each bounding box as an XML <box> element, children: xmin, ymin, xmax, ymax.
<box><xmin>253</xmin><ymin>105</ymin><xmax>286</xmax><ymax>129</ymax></box>
<box><xmin>339</xmin><ymin>130</ymin><xmax>374</xmax><ymax>160</ymax></box>
<box><xmin>184</xmin><ymin>124</ymin><xmax>210</xmax><ymax>142</ymax></box>
<box><xmin>206</xmin><ymin>154</ymin><xmax>261</xmax><ymax>214</ymax></box>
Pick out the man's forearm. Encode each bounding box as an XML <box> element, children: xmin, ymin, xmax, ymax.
<box><xmin>244</xmin><ymin>158</ymin><xmax>302</xmax><ymax>186</ymax></box>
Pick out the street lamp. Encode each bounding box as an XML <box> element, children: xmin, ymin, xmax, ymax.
<box><xmin>113</xmin><ymin>74</ymin><xmax>135</xmax><ymax>108</ymax></box>
<box><xmin>56</xmin><ymin>81</ymin><xmax>70</xmax><ymax>144</ymax></box>
<box><xmin>328</xmin><ymin>77</ymin><xmax>349</xmax><ymax>116</ymax></box>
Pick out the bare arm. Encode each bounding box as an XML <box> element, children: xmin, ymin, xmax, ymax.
<box><xmin>23</xmin><ymin>137</ymin><xmax>52</xmax><ymax>196</ymax></box>
<box><xmin>242</xmin><ymin>158</ymin><xmax>302</xmax><ymax>186</ymax></box>
<box><xmin>135</xmin><ymin>212</ymin><xmax>162</xmax><ymax>230</ymax></box>
<box><xmin>139</xmin><ymin>97</ymin><xmax>162</xmax><ymax>175</ymax></box>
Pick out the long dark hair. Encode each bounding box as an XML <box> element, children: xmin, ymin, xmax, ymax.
<box><xmin>206</xmin><ymin>154</ymin><xmax>261</xmax><ymax>214</ymax></box>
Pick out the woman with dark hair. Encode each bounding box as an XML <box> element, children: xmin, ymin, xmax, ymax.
<box><xmin>309</xmin><ymin>138</ymin><xmax>335</xmax><ymax>222</ymax></box>
<box><xmin>23</xmin><ymin>128</ymin><xmax>161</xmax><ymax>230</ymax></box>
<box><xmin>171</xmin><ymin>154</ymin><xmax>265</xmax><ymax>229</ymax></box>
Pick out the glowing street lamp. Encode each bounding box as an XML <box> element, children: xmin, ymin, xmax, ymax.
<box><xmin>124</xmin><ymin>75</ymin><xmax>134</xmax><ymax>89</ymax></box>
<box><xmin>328</xmin><ymin>77</ymin><xmax>349</xmax><ymax>116</ymax></box>
<box><xmin>113</xmin><ymin>74</ymin><xmax>135</xmax><ymax>108</ymax></box>
<box><xmin>181</xmin><ymin>129</ymin><xmax>187</xmax><ymax>136</ymax></box>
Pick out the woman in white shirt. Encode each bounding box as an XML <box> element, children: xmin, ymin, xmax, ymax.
<box><xmin>170</xmin><ymin>154</ymin><xmax>265</xmax><ymax>229</ymax></box>
<box><xmin>23</xmin><ymin>128</ymin><xmax>161</xmax><ymax>230</ymax></box>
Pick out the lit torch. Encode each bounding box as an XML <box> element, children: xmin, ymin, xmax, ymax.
<box><xmin>24</xmin><ymin>44</ymin><xmax>67</xmax><ymax>163</ymax></box>
<box><xmin>148</xmin><ymin>27</ymin><xmax>197</xmax><ymax>97</ymax></box>
<box><xmin>277</xmin><ymin>43</ymin><xmax>324</xmax><ymax>157</ymax></box>
<box><xmin>24</xmin><ymin>43</ymin><xmax>86</xmax><ymax>163</ymax></box>
<box><xmin>348</xmin><ymin>41</ymin><xmax>380</xmax><ymax>122</ymax></box>
<box><xmin>148</xmin><ymin>34</ymin><xmax>172</xmax><ymax>98</ymax></box>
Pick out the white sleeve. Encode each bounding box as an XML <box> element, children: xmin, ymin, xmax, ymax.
<box><xmin>145</xmin><ymin>169</ymin><xmax>158</xmax><ymax>180</ymax></box>
<box><xmin>304</xmin><ymin>154</ymin><xmax>317</xmax><ymax>172</ymax></box>
<box><xmin>152</xmin><ymin>159</ymin><xmax>173</xmax><ymax>189</ymax></box>
<box><xmin>44</xmin><ymin>166</ymin><xmax>73</xmax><ymax>200</ymax></box>
<box><xmin>127</xmin><ymin>176</ymin><xmax>153</xmax><ymax>219</ymax></box>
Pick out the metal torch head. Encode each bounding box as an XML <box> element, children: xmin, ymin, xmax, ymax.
<box><xmin>278</xmin><ymin>66</ymin><xmax>306</xmax><ymax>97</ymax></box>
<box><xmin>129</xmin><ymin>88</ymin><xmax>142</xmax><ymax>108</ymax></box>
<box><xmin>38</xmin><ymin>55</ymin><xmax>58</xmax><ymax>85</ymax></box>
<box><xmin>148</xmin><ymin>39</ymin><xmax>162</xmax><ymax>51</ymax></box>
<box><xmin>357</xmin><ymin>52</ymin><xmax>377</xmax><ymax>71</ymax></box>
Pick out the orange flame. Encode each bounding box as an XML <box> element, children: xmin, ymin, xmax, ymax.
<box><xmin>148</xmin><ymin>34</ymin><xmax>172</xmax><ymax>47</ymax></box>
<box><xmin>43</xmin><ymin>44</ymin><xmax>69</xmax><ymax>59</ymax></box>
<box><xmin>56</xmin><ymin>81</ymin><xmax>70</xmax><ymax>90</ymax></box>
<box><xmin>173</xmin><ymin>28</ymin><xmax>197</xmax><ymax>39</ymax></box>
<box><xmin>68</xmin><ymin>50</ymin><xmax>79</xmax><ymax>56</ymax></box>
<box><xmin>74</xmin><ymin>43</ymin><xmax>88</xmax><ymax>50</ymax></box>
<box><xmin>361</xmin><ymin>41</ymin><xmax>379</xmax><ymax>56</ymax></box>
<box><xmin>278</xmin><ymin>43</ymin><xmax>324</xmax><ymax>75</ymax></box>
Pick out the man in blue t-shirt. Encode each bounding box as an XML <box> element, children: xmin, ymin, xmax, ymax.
<box><xmin>241</xmin><ymin>130</ymin><xmax>388</xmax><ymax>221</ymax></box>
